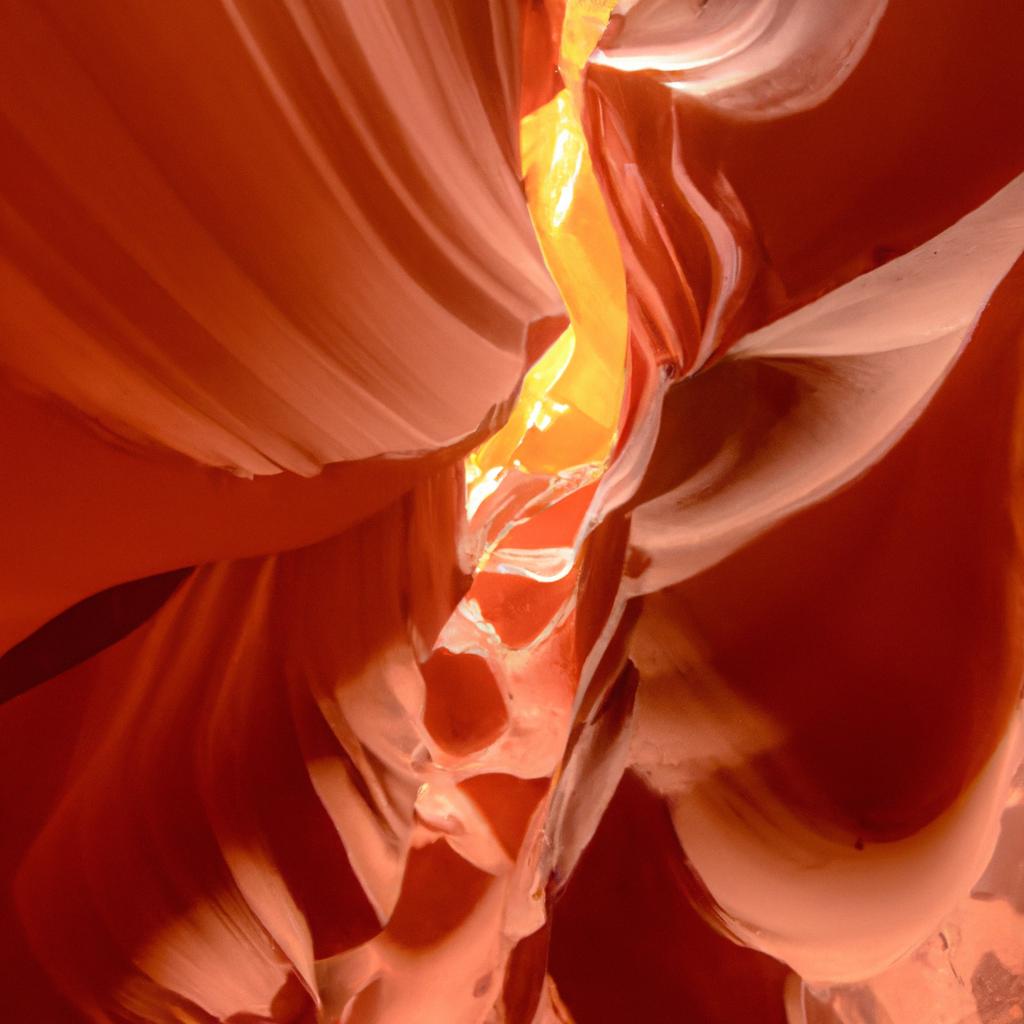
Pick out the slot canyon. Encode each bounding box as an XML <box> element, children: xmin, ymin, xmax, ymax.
<box><xmin>1</xmin><ymin>1</ymin><xmax>1023</xmax><ymax>1021</ymax></box>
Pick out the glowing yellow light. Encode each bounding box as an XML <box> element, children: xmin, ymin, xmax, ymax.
<box><xmin>465</xmin><ymin>465</ymin><xmax>506</xmax><ymax>520</ymax></box>
<box><xmin>561</xmin><ymin>0</ymin><xmax>619</xmax><ymax>80</ymax></box>
<box><xmin>464</xmin><ymin>0</ymin><xmax>626</xmax><ymax>521</ymax></box>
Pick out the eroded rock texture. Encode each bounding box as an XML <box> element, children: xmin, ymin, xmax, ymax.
<box><xmin>1</xmin><ymin>1</ymin><xmax>1023</xmax><ymax>1022</ymax></box>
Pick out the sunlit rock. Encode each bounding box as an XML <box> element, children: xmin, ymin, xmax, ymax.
<box><xmin>2</xmin><ymin>0</ymin><xmax>1023</xmax><ymax>1021</ymax></box>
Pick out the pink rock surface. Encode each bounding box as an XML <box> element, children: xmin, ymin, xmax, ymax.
<box><xmin>1</xmin><ymin>1</ymin><xmax>1023</xmax><ymax>1021</ymax></box>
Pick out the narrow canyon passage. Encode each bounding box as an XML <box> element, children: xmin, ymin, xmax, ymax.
<box><xmin>1</xmin><ymin>1</ymin><xmax>1023</xmax><ymax>1022</ymax></box>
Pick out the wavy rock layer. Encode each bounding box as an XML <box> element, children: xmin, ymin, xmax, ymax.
<box><xmin>2</xmin><ymin>0</ymin><xmax>1024</xmax><ymax>1022</ymax></box>
<box><xmin>0</xmin><ymin>0</ymin><xmax>560</xmax><ymax>476</ymax></box>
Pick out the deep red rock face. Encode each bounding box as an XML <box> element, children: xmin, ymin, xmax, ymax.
<box><xmin>1</xmin><ymin>1</ymin><xmax>1023</xmax><ymax>1021</ymax></box>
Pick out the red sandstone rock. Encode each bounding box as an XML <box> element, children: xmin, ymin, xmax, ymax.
<box><xmin>1</xmin><ymin>2</ymin><xmax>1023</xmax><ymax>1021</ymax></box>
